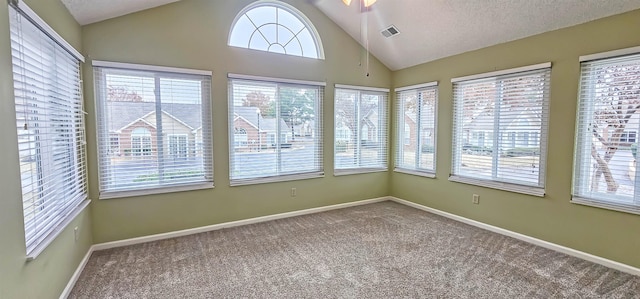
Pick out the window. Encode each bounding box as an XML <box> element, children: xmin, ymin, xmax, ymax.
<box><xmin>168</xmin><ymin>134</ymin><xmax>188</xmax><ymax>158</ymax></box>
<box><xmin>450</xmin><ymin>63</ymin><xmax>551</xmax><ymax>196</ymax></box>
<box><xmin>573</xmin><ymin>47</ymin><xmax>640</xmax><ymax>214</ymax></box>
<box><xmin>93</xmin><ymin>61</ymin><xmax>213</xmax><ymax>198</ymax></box>
<box><xmin>334</xmin><ymin>85</ymin><xmax>389</xmax><ymax>174</ymax></box>
<box><xmin>228</xmin><ymin>74</ymin><xmax>324</xmax><ymax>185</ymax></box>
<box><xmin>395</xmin><ymin>82</ymin><xmax>438</xmax><ymax>177</ymax></box>
<box><xmin>9</xmin><ymin>2</ymin><xmax>88</xmax><ymax>259</ymax></box>
<box><xmin>229</xmin><ymin>0</ymin><xmax>324</xmax><ymax>59</ymax></box>
<box><xmin>131</xmin><ymin>127</ymin><xmax>152</xmax><ymax>156</ymax></box>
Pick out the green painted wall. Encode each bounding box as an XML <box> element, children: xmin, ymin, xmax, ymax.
<box><xmin>390</xmin><ymin>9</ymin><xmax>640</xmax><ymax>268</ymax></box>
<box><xmin>0</xmin><ymin>1</ymin><xmax>93</xmax><ymax>298</ymax></box>
<box><xmin>81</xmin><ymin>0</ymin><xmax>391</xmax><ymax>243</ymax></box>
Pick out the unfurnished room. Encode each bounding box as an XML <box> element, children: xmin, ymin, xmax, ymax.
<box><xmin>1</xmin><ymin>0</ymin><xmax>640</xmax><ymax>298</ymax></box>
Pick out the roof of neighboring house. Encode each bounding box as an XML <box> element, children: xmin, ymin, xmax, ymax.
<box><xmin>466</xmin><ymin>105</ymin><xmax>541</xmax><ymax>131</ymax></box>
<box><xmin>405</xmin><ymin>106</ymin><xmax>436</xmax><ymax>128</ymax></box>
<box><xmin>106</xmin><ymin>102</ymin><xmax>203</xmax><ymax>132</ymax></box>
<box><xmin>234</xmin><ymin>106</ymin><xmax>290</xmax><ymax>133</ymax></box>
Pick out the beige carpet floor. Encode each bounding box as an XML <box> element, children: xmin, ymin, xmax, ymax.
<box><xmin>69</xmin><ymin>201</ymin><xmax>640</xmax><ymax>298</ymax></box>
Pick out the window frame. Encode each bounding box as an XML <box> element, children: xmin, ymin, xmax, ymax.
<box><xmin>228</xmin><ymin>73</ymin><xmax>325</xmax><ymax>186</ymax></box>
<box><xmin>92</xmin><ymin>60</ymin><xmax>214</xmax><ymax>199</ymax></box>
<box><xmin>334</xmin><ymin>84</ymin><xmax>390</xmax><ymax>175</ymax></box>
<box><xmin>394</xmin><ymin>82</ymin><xmax>439</xmax><ymax>178</ymax></box>
<box><xmin>9</xmin><ymin>1</ymin><xmax>89</xmax><ymax>260</ymax></box>
<box><xmin>228</xmin><ymin>0</ymin><xmax>325</xmax><ymax>60</ymax></box>
<box><xmin>449</xmin><ymin>63</ymin><xmax>552</xmax><ymax>197</ymax></box>
<box><xmin>572</xmin><ymin>46</ymin><xmax>640</xmax><ymax>215</ymax></box>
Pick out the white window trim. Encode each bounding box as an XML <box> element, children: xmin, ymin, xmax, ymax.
<box><xmin>94</xmin><ymin>61</ymin><xmax>214</xmax><ymax>199</ymax></box>
<box><xmin>393</xmin><ymin>168</ymin><xmax>436</xmax><ymax>178</ymax></box>
<box><xmin>92</xmin><ymin>60</ymin><xmax>211</xmax><ymax>76</ymax></box>
<box><xmin>571</xmin><ymin>196</ymin><xmax>640</xmax><ymax>216</ymax></box>
<box><xmin>334</xmin><ymin>168</ymin><xmax>387</xmax><ymax>176</ymax></box>
<box><xmin>228</xmin><ymin>75</ymin><xmax>324</xmax><ymax>185</ymax></box>
<box><xmin>10</xmin><ymin>1</ymin><xmax>88</xmax><ymax>259</ymax></box>
<box><xmin>11</xmin><ymin>0</ymin><xmax>84</xmax><ymax>62</ymax></box>
<box><xmin>579</xmin><ymin>45</ymin><xmax>640</xmax><ymax>62</ymax></box>
<box><xmin>100</xmin><ymin>183</ymin><xmax>214</xmax><ymax>200</ymax></box>
<box><xmin>571</xmin><ymin>48</ymin><xmax>640</xmax><ymax>215</ymax></box>
<box><xmin>228</xmin><ymin>73</ymin><xmax>326</xmax><ymax>86</ymax></box>
<box><xmin>335</xmin><ymin>84</ymin><xmax>390</xmax><ymax>93</ymax></box>
<box><xmin>449</xmin><ymin>175</ymin><xmax>545</xmax><ymax>197</ymax></box>
<box><xmin>394</xmin><ymin>81</ymin><xmax>439</xmax><ymax>176</ymax></box>
<box><xmin>450</xmin><ymin>63</ymin><xmax>551</xmax><ymax>195</ymax></box>
<box><xmin>231</xmin><ymin>172</ymin><xmax>325</xmax><ymax>186</ymax></box>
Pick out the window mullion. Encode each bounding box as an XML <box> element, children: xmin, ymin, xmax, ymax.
<box><xmin>415</xmin><ymin>91</ymin><xmax>422</xmax><ymax>169</ymax></box>
<box><xmin>355</xmin><ymin>92</ymin><xmax>362</xmax><ymax>166</ymax></box>
<box><xmin>154</xmin><ymin>75</ymin><xmax>165</xmax><ymax>183</ymax></box>
<box><xmin>492</xmin><ymin>80</ymin><xmax>502</xmax><ymax>179</ymax></box>
<box><xmin>276</xmin><ymin>85</ymin><xmax>282</xmax><ymax>174</ymax></box>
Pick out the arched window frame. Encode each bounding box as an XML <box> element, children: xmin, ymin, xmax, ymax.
<box><xmin>228</xmin><ymin>0</ymin><xmax>325</xmax><ymax>59</ymax></box>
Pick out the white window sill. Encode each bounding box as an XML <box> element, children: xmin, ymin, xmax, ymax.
<box><xmin>394</xmin><ymin>168</ymin><xmax>436</xmax><ymax>178</ymax></box>
<box><xmin>27</xmin><ymin>199</ymin><xmax>91</xmax><ymax>261</ymax></box>
<box><xmin>100</xmin><ymin>182</ymin><xmax>214</xmax><ymax>199</ymax></box>
<box><xmin>571</xmin><ymin>196</ymin><xmax>640</xmax><ymax>216</ymax></box>
<box><xmin>448</xmin><ymin>175</ymin><xmax>545</xmax><ymax>197</ymax></box>
<box><xmin>230</xmin><ymin>172</ymin><xmax>324</xmax><ymax>186</ymax></box>
<box><xmin>334</xmin><ymin>168</ymin><xmax>388</xmax><ymax>176</ymax></box>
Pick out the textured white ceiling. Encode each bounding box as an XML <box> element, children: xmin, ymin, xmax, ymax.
<box><xmin>61</xmin><ymin>0</ymin><xmax>179</xmax><ymax>25</ymax></box>
<box><xmin>315</xmin><ymin>0</ymin><xmax>640</xmax><ymax>70</ymax></box>
<box><xmin>61</xmin><ymin>0</ymin><xmax>640</xmax><ymax>70</ymax></box>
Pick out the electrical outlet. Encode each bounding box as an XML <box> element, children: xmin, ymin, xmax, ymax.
<box><xmin>472</xmin><ymin>194</ymin><xmax>480</xmax><ymax>204</ymax></box>
<box><xmin>291</xmin><ymin>188</ymin><xmax>297</xmax><ymax>197</ymax></box>
<box><xmin>74</xmin><ymin>226</ymin><xmax>79</xmax><ymax>241</ymax></box>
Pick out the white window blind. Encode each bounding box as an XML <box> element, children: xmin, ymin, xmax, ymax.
<box><xmin>395</xmin><ymin>82</ymin><xmax>438</xmax><ymax>176</ymax></box>
<box><xmin>9</xmin><ymin>2</ymin><xmax>88</xmax><ymax>258</ymax></box>
<box><xmin>334</xmin><ymin>85</ymin><xmax>388</xmax><ymax>174</ymax></box>
<box><xmin>573</xmin><ymin>49</ymin><xmax>640</xmax><ymax>214</ymax></box>
<box><xmin>228</xmin><ymin>75</ymin><xmax>324</xmax><ymax>185</ymax></box>
<box><xmin>93</xmin><ymin>62</ymin><xmax>213</xmax><ymax>198</ymax></box>
<box><xmin>450</xmin><ymin>64</ymin><xmax>551</xmax><ymax>196</ymax></box>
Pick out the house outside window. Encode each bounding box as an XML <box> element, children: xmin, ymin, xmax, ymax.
<box><xmin>451</xmin><ymin>63</ymin><xmax>551</xmax><ymax>196</ymax></box>
<box><xmin>234</xmin><ymin>128</ymin><xmax>248</xmax><ymax>148</ymax></box>
<box><xmin>93</xmin><ymin>61</ymin><xmax>213</xmax><ymax>198</ymax></box>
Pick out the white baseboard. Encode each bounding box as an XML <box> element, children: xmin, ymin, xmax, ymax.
<box><xmin>389</xmin><ymin>196</ymin><xmax>640</xmax><ymax>277</ymax></box>
<box><xmin>92</xmin><ymin>197</ymin><xmax>389</xmax><ymax>251</ymax></box>
<box><xmin>59</xmin><ymin>245</ymin><xmax>96</xmax><ymax>299</ymax></box>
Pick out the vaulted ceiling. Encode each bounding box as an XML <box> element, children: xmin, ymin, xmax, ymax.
<box><xmin>61</xmin><ymin>0</ymin><xmax>640</xmax><ymax>71</ymax></box>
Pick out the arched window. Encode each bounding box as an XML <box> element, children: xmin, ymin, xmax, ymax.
<box><xmin>229</xmin><ymin>0</ymin><xmax>324</xmax><ymax>59</ymax></box>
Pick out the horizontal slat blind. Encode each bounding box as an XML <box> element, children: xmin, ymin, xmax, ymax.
<box><xmin>573</xmin><ymin>51</ymin><xmax>640</xmax><ymax>213</ymax></box>
<box><xmin>451</xmin><ymin>65</ymin><xmax>550</xmax><ymax>194</ymax></box>
<box><xmin>334</xmin><ymin>86</ymin><xmax>388</xmax><ymax>173</ymax></box>
<box><xmin>9</xmin><ymin>4</ymin><xmax>87</xmax><ymax>256</ymax></box>
<box><xmin>395</xmin><ymin>83</ymin><xmax>438</xmax><ymax>175</ymax></box>
<box><xmin>94</xmin><ymin>64</ymin><xmax>213</xmax><ymax>197</ymax></box>
<box><xmin>228</xmin><ymin>77</ymin><xmax>324</xmax><ymax>185</ymax></box>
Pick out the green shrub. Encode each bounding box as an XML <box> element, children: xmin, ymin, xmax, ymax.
<box><xmin>632</xmin><ymin>143</ymin><xmax>638</xmax><ymax>160</ymax></box>
<box><xmin>502</xmin><ymin>147</ymin><xmax>538</xmax><ymax>157</ymax></box>
<box><xmin>421</xmin><ymin>144</ymin><xmax>435</xmax><ymax>153</ymax></box>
